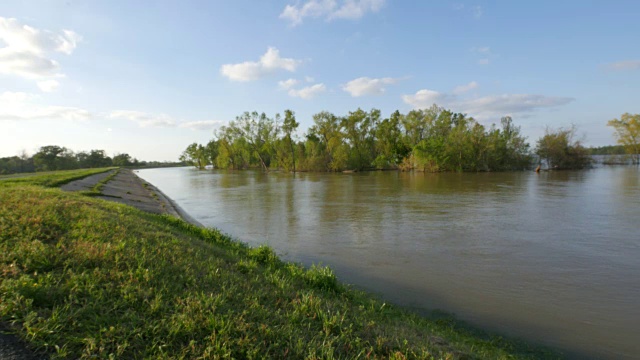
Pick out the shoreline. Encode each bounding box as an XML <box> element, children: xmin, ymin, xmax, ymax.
<box><xmin>1</xmin><ymin>167</ymin><xmax>566</xmax><ymax>358</ymax></box>
<box><xmin>134</xmin><ymin>172</ymin><xmax>204</xmax><ymax>228</ymax></box>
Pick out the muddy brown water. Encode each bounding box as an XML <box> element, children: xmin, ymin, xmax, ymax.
<box><xmin>138</xmin><ymin>166</ymin><xmax>640</xmax><ymax>359</ymax></box>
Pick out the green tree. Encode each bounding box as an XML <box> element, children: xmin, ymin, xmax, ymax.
<box><xmin>235</xmin><ymin>111</ymin><xmax>277</xmax><ymax>172</ymax></box>
<box><xmin>607</xmin><ymin>113</ymin><xmax>640</xmax><ymax>164</ymax></box>
<box><xmin>204</xmin><ymin>140</ymin><xmax>219</xmax><ymax>168</ymax></box>
<box><xmin>308</xmin><ymin>111</ymin><xmax>344</xmax><ymax>171</ymax></box>
<box><xmin>341</xmin><ymin>108</ymin><xmax>378</xmax><ymax>170</ymax></box>
<box><xmin>281</xmin><ymin>109</ymin><xmax>299</xmax><ymax>172</ymax></box>
<box><xmin>373</xmin><ymin>110</ymin><xmax>408</xmax><ymax>169</ymax></box>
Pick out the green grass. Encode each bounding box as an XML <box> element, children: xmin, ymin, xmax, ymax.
<box><xmin>0</xmin><ymin>178</ymin><xmax>563</xmax><ymax>359</ymax></box>
<box><xmin>0</xmin><ymin>167</ymin><xmax>116</xmax><ymax>188</ymax></box>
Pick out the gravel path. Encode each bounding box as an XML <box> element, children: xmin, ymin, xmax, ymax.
<box><xmin>0</xmin><ymin>324</ymin><xmax>44</xmax><ymax>360</ymax></box>
<box><xmin>59</xmin><ymin>169</ymin><xmax>116</xmax><ymax>191</ymax></box>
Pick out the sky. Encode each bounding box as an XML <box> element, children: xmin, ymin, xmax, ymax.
<box><xmin>1</xmin><ymin>0</ymin><xmax>639</xmax><ymax>161</ymax></box>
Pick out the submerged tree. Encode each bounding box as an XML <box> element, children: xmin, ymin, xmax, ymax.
<box><xmin>535</xmin><ymin>126</ymin><xmax>591</xmax><ymax>169</ymax></box>
<box><xmin>607</xmin><ymin>113</ymin><xmax>640</xmax><ymax>165</ymax></box>
<box><xmin>185</xmin><ymin>105</ymin><xmax>540</xmax><ymax>173</ymax></box>
<box><xmin>180</xmin><ymin>143</ymin><xmax>207</xmax><ymax>169</ymax></box>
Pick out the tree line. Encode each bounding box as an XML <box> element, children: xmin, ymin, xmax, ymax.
<box><xmin>0</xmin><ymin>145</ymin><xmax>177</xmax><ymax>175</ymax></box>
<box><xmin>184</xmin><ymin>105</ymin><xmax>640</xmax><ymax>172</ymax></box>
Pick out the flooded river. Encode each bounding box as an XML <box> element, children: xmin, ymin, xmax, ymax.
<box><xmin>138</xmin><ymin>166</ymin><xmax>640</xmax><ymax>359</ymax></box>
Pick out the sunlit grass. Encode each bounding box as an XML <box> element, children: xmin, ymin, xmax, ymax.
<box><xmin>0</xmin><ymin>167</ymin><xmax>115</xmax><ymax>188</ymax></box>
<box><xmin>0</xmin><ymin>178</ymin><xmax>563</xmax><ymax>359</ymax></box>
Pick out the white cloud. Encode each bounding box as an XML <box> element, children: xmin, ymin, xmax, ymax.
<box><xmin>342</xmin><ymin>76</ymin><xmax>400</xmax><ymax>97</ymax></box>
<box><xmin>305</xmin><ymin>76</ymin><xmax>315</xmax><ymax>83</ymax></box>
<box><xmin>179</xmin><ymin>120</ymin><xmax>223</xmax><ymax>131</ymax></box>
<box><xmin>0</xmin><ymin>48</ymin><xmax>61</xmax><ymax>79</ymax></box>
<box><xmin>0</xmin><ymin>91</ymin><xmax>90</xmax><ymax>121</ymax></box>
<box><xmin>288</xmin><ymin>83</ymin><xmax>326</xmax><ymax>99</ymax></box>
<box><xmin>280</xmin><ymin>0</ymin><xmax>385</xmax><ymax>26</ymax></box>
<box><xmin>109</xmin><ymin>110</ymin><xmax>176</xmax><ymax>128</ymax></box>
<box><xmin>402</xmin><ymin>89</ymin><xmax>449</xmax><ymax>109</ymax></box>
<box><xmin>452</xmin><ymin>81</ymin><xmax>478</xmax><ymax>95</ymax></box>
<box><xmin>478</xmin><ymin>58</ymin><xmax>490</xmax><ymax>65</ymax></box>
<box><xmin>607</xmin><ymin>60</ymin><xmax>640</xmax><ymax>71</ymax></box>
<box><xmin>220</xmin><ymin>47</ymin><xmax>301</xmax><ymax>82</ymax></box>
<box><xmin>278</xmin><ymin>78</ymin><xmax>299</xmax><ymax>89</ymax></box>
<box><xmin>0</xmin><ymin>17</ymin><xmax>80</xmax><ymax>88</ymax></box>
<box><xmin>402</xmin><ymin>87</ymin><xmax>574</xmax><ymax>120</ymax></box>
<box><xmin>37</xmin><ymin>79</ymin><xmax>59</xmax><ymax>92</ymax></box>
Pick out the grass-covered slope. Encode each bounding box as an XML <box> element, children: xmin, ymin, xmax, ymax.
<box><xmin>0</xmin><ymin>177</ymin><xmax>561</xmax><ymax>359</ymax></box>
<box><xmin>0</xmin><ymin>167</ymin><xmax>115</xmax><ymax>188</ymax></box>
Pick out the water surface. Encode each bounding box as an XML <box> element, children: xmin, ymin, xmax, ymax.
<box><xmin>138</xmin><ymin>166</ymin><xmax>640</xmax><ymax>359</ymax></box>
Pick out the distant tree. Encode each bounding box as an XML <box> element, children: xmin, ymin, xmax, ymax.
<box><xmin>535</xmin><ymin>126</ymin><xmax>591</xmax><ymax>169</ymax></box>
<box><xmin>589</xmin><ymin>145</ymin><xmax>626</xmax><ymax>155</ymax></box>
<box><xmin>607</xmin><ymin>113</ymin><xmax>640</xmax><ymax>165</ymax></box>
<box><xmin>87</xmin><ymin>150</ymin><xmax>112</xmax><ymax>168</ymax></box>
<box><xmin>113</xmin><ymin>153</ymin><xmax>134</xmax><ymax>166</ymax></box>
<box><xmin>33</xmin><ymin>145</ymin><xmax>74</xmax><ymax>171</ymax></box>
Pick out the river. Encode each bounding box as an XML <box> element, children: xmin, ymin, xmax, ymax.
<box><xmin>137</xmin><ymin>166</ymin><xmax>640</xmax><ymax>359</ymax></box>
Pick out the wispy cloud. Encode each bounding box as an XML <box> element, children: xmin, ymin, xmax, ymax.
<box><xmin>280</xmin><ymin>0</ymin><xmax>385</xmax><ymax>26</ymax></box>
<box><xmin>220</xmin><ymin>47</ymin><xmax>302</xmax><ymax>82</ymax></box>
<box><xmin>0</xmin><ymin>91</ymin><xmax>90</xmax><ymax>121</ymax></box>
<box><xmin>453</xmin><ymin>4</ymin><xmax>483</xmax><ymax>19</ymax></box>
<box><xmin>109</xmin><ymin>110</ymin><xmax>224</xmax><ymax>130</ymax></box>
<box><xmin>402</xmin><ymin>83</ymin><xmax>574</xmax><ymax>120</ymax></box>
<box><xmin>472</xmin><ymin>6</ymin><xmax>483</xmax><ymax>18</ymax></box>
<box><xmin>606</xmin><ymin>60</ymin><xmax>640</xmax><ymax>71</ymax></box>
<box><xmin>452</xmin><ymin>81</ymin><xmax>478</xmax><ymax>95</ymax></box>
<box><xmin>471</xmin><ymin>46</ymin><xmax>495</xmax><ymax>65</ymax></box>
<box><xmin>109</xmin><ymin>110</ymin><xmax>176</xmax><ymax>128</ymax></box>
<box><xmin>179</xmin><ymin>120</ymin><xmax>224</xmax><ymax>131</ymax></box>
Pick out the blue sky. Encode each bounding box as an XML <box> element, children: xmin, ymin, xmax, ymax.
<box><xmin>1</xmin><ymin>0</ymin><xmax>639</xmax><ymax>161</ymax></box>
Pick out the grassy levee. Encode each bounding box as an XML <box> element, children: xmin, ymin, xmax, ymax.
<box><xmin>0</xmin><ymin>167</ymin><xmax>116</xmax><ymax>188</ymax></box>
<box><xmin>0</xmin><ymin>176</ymin><xmax>563</xmax><ymax>359</ymax></box>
